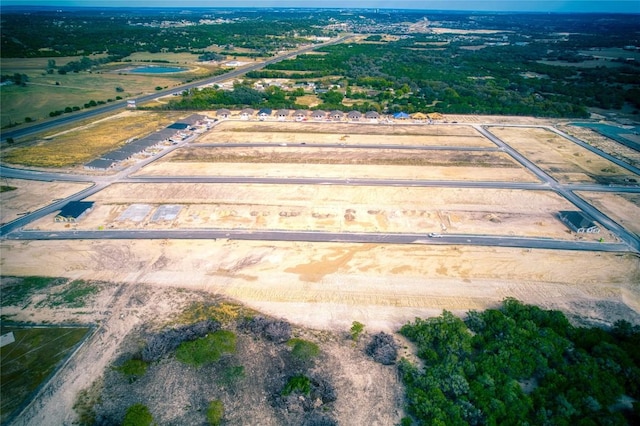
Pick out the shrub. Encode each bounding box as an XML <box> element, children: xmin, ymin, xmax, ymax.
<box><xmin>122</xmin><ymin>403</ymin><xmax>153</xmax><ymax>426</ymax></box>
<box><xmin>142</xmin><ymin>319</ymin><xmax>219</xmax><ymax>362</ymax></box>
<box><xmin>245</xmin><ymin>316</ymin><xmax>291</xmax><ymax>343</ymax></box>
<box><xmin>175</xmin><ymin>330</ymin><xmax>236</xmax><ymax>366</ymax></box>
<box><xmin>350</xmin><ymin>321</ymin><xmax>365</xmax><ymax>341</ymax></box>
<box><xmin>287</xmin><ymin>338</ymin><xmax>320</xmax><ymax>363</ymax></box>
<box><xmin>366</xmin><ymin>332</ymin><xmax>398</xmax><ymax>365</ymax></box>
<box><xmin>282</xmin><ymin>375</ymin><xmax>311</xmax><ymax>396</ymax></box>
<box><xmin>206</xmin><ymin>400</ymin><xmax>224</xmax><ymax>426</ymax></box>
<box><xmin>115</xmin><ymin>359</ymin><xmax>147</xmax><ymax>383</ymax></box>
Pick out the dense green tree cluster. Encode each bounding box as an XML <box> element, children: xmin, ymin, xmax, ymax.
<box><xmin>399</xmin><ymin>299</ymin><xmax>640</xmax><ymax>425</ymax></box>
<box><xmin>0</xmin><ymin>9</ymin><xmax>334</xmax><ymax>58</ymax></box>
<box><xmin>162</xmin><ymin>83</ymin><xmax>304</xmax><ymax>110</ymax></box>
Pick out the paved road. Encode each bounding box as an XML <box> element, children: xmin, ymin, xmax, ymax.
<box><xmin>477</xmin><ymin>125</ymin><xmax>640</xmax><ymax>253</ymax></box>
<box><xmin>195</xmin><ymin>142</ymin><xmax>501</xmax><ymax>151</ymax></box>
<box><xmin>2</xmin><ymin>119</ymin><xmax>639</xmax><ymax>254</ymax></box>
<box><xmin>6</xmin><ymin>229</ymin><xmax>631</xmax><ymax>253</ymax></box>
<box><xmin>0</xmin><ymin>36</ymin><xmax>351</xmax><ymax>142</ymax></box>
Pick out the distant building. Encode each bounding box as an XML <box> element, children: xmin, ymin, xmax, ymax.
<box><xmin>216</xmin><ymin>108</ymin><xmax>231</xmax><ymax>119</ymax></box>
<box><xmin>276</xmin><ymin>109</ymin><xmax>290</xmax><ymax>121</ymax></box>
<box><xmin>347</xmin><ymin>111</ymin><xmax>362</xmax><ymax>121</ymax></box>
<box><xmin>293</xmin><ymin>110</ymin><xmax>308</xmax><ymax>121</ymax></box>
<box><xmin>240</xmin><ymin>108</ymin><xmax>255</xmax><ymax>120</ymax></box>
<box><xmin>55</xmin><ymin>201</ymin><xmax>94</xmax><ymax>222</ymax></box>
<box><xmin>365</xmin><ymin>111</ymin><xmax>380</xmax><ymax>122</ymax></box>
<box><xmin>558</xmin><ymin>211</ymin><xmax>600</xmax><ymax>233</ymax></box>
<box><xmin>258</xmin><ymin>108</ymin><xmax>272</xmax><ymax>120</ymax></box>
<box><xmin>311</xmin><ymin>110</ymin><xmax>326</xmax><ymax>121</ymax></box>
<box><xmin>329</xmin><ymin>110</ymin><xmax>344</xmax><ymax>121</ymax></box>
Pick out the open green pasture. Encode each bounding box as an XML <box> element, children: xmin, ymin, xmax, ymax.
<box><xmin>1</xmin><ymin>56</ymin><xmax>211</xmax><ymax>128</ymax></box>
<box><xmin>0</xmin><ymin>326</ymin><xmax>92</xmax><ymax>424</ymax></box>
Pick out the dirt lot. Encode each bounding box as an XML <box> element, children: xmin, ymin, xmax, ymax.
<box><xmin>0</xmin><ymin>179</ymin><xmax>91</xmax><ymax>225</ymax></box>
<box><xmin>2</xmin><ymin>116</ymin><xmax>640</xmax><ymax>425</ymax></box>
<box><xmin>25</xmin><ymin>183</ymin><xmax>611</xmax><ymax>241</ymax></box>
<box><xmin>489</xmin><ymin>126</ymin><xmax>640</xmax><ymax>184</ymax></box>
<box><xmin>576</xmin><ymin>191</ymin><xmax>640</xmax><ymax>237</ymax></box>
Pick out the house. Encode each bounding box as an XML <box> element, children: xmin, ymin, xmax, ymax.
<box><xmin>365</xmin><ymin>111</ymin><xmax>380</xmax><ymax>122</ymax></box>
<box><xmin>216</xmin><ymin>108</ymin><xmax>231</xmax><ymax>119</ymax></box>
<box><xmin>84</xmin><ymin>158</ymin><xmax>116</xmax><ymax>170</ymax></box>
<box><xmin>329</xmin><ymin>110</ymin><xmax>344</xmax><ymax>121</ymax></box>
<box><xmin>258</xmin><ymin>108</ymin><xmax>272</xmax><ymax>120</ymax></box>
<box><xmin>55</xmin><ymin>201</ymin><xmax>94</xmax><ymax>222</ymax></box>
<box><xmin>293</xmin><ymin>110</ymin><xmax>308</xmax><ymax>121</ymax></box>
<box><xmin>347</xmin><ymin>111</ymin><xmax>362</xmax><ymax>121</ymax></box>
<box><xmin>393</xmin><ymin>112</ymin><xmax>410</xmax><ymax>120</ymax></box>
<box><xmin>276</xmin><ymin>109</ymin><xmax>290</xmax><ymax>121</ymax></box>
<box><xmin>240</xmin><ymin>108</ymin><xmax>255</xmax><ymax>120</ymax></box>
<box><xmin>311</xmin><ymin>110</ymin><xmax>326</xmax><ymax>121</ymax></box>
<box><xmin>427</xmin><ymin>112</ymin><xmax>445</xmax><ymax>121</ymax></box>
<box><xmin>558</xmin><ymin>211</ymin><xmax>600</xmax><ymax>233</ymax></box>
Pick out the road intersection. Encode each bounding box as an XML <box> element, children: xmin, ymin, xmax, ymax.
<box><xmin>1</xmin><ymin>119</ymin><xmax>639</xmax><ymax>254</ymax></box>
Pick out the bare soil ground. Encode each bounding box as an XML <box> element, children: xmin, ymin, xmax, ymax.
<box><xmin>26</xmin><ymin>183</ymin><xmax>612</xmax><ymax>241</ymax></box>
<box><xmin>490</xmin><ymin>126</ymin><xmax>640</xmax><ymax>184</ymax></box>
<box><xmin>576</xmin><ymin>191</ymin><xmax>640</xmax><ymax>237</ymax></box>
<box><xmin>2</xmin><ymin>116</ymin><xmax>639</xmax><ymax>426</ymax></box>
<box><xmin>0</xmin><ymin>179</ymin><xmax>91</xmax><ymax>225</ymax></box>
<box><xmin>557</xmin><ymin>124</ymin><xmax>640</xmax><ymax>168</ymax></box>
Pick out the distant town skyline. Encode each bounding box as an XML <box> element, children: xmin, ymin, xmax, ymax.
<box><xmin>2</xmin><ymin>0</ymin><xmax>639</xmax><ymax>13</ymax></box>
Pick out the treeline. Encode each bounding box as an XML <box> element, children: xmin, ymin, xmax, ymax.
<box><xmin>260</xmin><ymin>37</ymin><xmax>640</xmax><ymax>117</ymax></box>
<box><xmin>0</xmin><ymin>9</ymin><xmax>333</xmax><ymax>58</ymax></box>
<box><xmin>157</xmin><ymin>84</ymin><xmax>306</xmax><ymax>111</ymax></box>
<box><xmin>399</xmin><ymin>299</ymin><xmax>640</xmax><ymax>425</ymax></box>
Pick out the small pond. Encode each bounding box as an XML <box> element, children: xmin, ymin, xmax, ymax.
<box><xmin>129</xmin><ymin>66</ymin><xmax>187</xmax><ymax>74</ymax></box>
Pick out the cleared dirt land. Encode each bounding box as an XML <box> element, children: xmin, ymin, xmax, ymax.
<box><xmin>27</xmin><ymin>183</ymin><xmax>614</xmax><ymax>241</ymax></box>
<box><xmin>489</xmin><ymin>126</ymin><xmax>640</xmax><ymax>184</ymax></box>
<box><xmin>0</xmin><ymin>179</ymin><xmax>91</xmax><ymax>225</ymax></box>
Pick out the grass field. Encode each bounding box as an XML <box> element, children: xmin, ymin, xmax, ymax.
<box><xmin>1</xmin><ymin>111</ymin><xmax>184</xmax><ymax>167</ymax></box>
<box><xmin>0</xmin><ymin>55</ymin><xmax>218</xmax><ymax>129</ymax></box>
<box><xmin>0</xmin><ymin>326</ymin><xmax>92</xmax><ymax>424</ymax></box>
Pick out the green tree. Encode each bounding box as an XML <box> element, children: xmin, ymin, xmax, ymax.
<box><xmin>350</xmin><ymin>321</ymin><xmax>364</xmax><ymax>342</ymax></box>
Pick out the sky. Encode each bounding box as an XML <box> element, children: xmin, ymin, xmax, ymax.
<box><xmin>1</xmin><ymin>0</ymin><xmax>639</xmax><ymax>13</ymax></box>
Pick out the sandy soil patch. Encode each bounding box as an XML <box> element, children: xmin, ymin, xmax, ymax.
<box><xmin>164</xmin><ymin>146</ymin><xmax>519</xmax><ymax>167</ymax></box>
<box><xmin>24</xmin><ymin>183</ymin><xmax>610</xmax><ymax>242</ymax></box>
<box><xmin>489</xmin><ymin>126</ymin><xmax>640</xmax><ymax>184</ymax></box>
<box><xmin>138</xmin><ymin>161</ymin><xmax>538</xmax><ymax>182</ymax></box>
<box><xmin>197</xmin><ymin>130</ymin><xmax>493</xmax><ymax>146</ymax></box>
<box><xmin>0</xmin><ymin>179</ymin><xmax>91</xmax><ymax>225</ymax></box>
<box><xmin>2</xmin><ymin>240</ymin><xmax>639</xmax><ymax>331</ymax></box>
<box><xmin>557</xmin><ymin>124</ymin><xmax>640</xmax><ymax>168</ymax></box>
<box><xmin>576</xmin><ymin>191</ymin><xmax>640</xmax><ymax>237</ymax></box>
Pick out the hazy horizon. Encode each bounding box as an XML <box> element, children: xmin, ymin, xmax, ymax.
<box><xmin>2</xmin><ymin>0</ymin><xmax>639</xmax><ymax>14</ymax></box>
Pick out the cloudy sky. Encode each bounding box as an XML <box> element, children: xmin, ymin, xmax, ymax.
<box><xmin>2</xmin><ymin>0</ymin><xmax>639</xmax><ymax>13</ymax></box>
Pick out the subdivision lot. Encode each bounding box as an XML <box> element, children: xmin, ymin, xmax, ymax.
<box><xmin>0</xmin><ymin>179</ymin><xmax>92</xmax><ymax>225</ymax></box>
<box><xmin>27</xmin><ymin>183</ymin><xmax>610</xmax><ymax>241</ymax></box>
<box><xmin>489</xmin><ymin>126</ymin><xmax>640</xmax><ymax>184</ymax></box>
<box><xmin>138</xmin><ymin>146</ymin><xmax>538</xmax><ymax>181</ymax></box>
<box><xmin>197</xmin><ymin>120</ymin><xmax>494</xmax><ymax>147</ymax></box>
<box><xmin>576</xmin><ymin>191</ymin><xmax>640</xmax><ymax>237</ymax></box>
